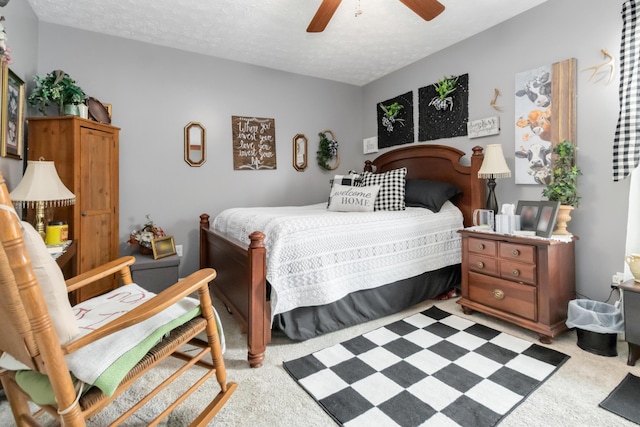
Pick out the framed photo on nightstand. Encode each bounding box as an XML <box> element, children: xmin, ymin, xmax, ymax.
<box><xmin>152</xmin><ymin>236</ymin><xmax>176</xmax><ymax>260</ymax></box>
<box><xmin>534</xmin><ymin>201</ymin><xmax>560</xmax><ymax>238</ymax></box>
<box><xmin>516</xmin><ymin>201</ymin><xmax>540</xmax><ymax>232</ymax></box>
<box><xmin>516</xmin><ymin>200</ymin><xmax>560</xmax><ymax>238</ymax></box>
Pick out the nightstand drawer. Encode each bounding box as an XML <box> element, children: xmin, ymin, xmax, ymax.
<box><xmin>468</xmin><ymin>272</ymin><xmax>537</xmax><ymax>321</ymax></box>
<box><xmin>468</xmin><ymin>238</ymin><xmax>497</xmax><ymax>256</ymax></box>
<box><xmin>468</xmin><ymin>254</ymin><xmax>498</xmax><ymax>276</ymax></box>
<box><xmin>499</xmin><ymin>242</ymin><xmax>535</xmax><ymax>264</ymax></box>
<box><xmin>500</xmin><ymin>260</ymin><xmax>536</xmax><ymax>285</ymax></box>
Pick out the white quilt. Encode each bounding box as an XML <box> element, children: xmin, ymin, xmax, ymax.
<box><xmin>213</xmin><ymin>202</ymin><xmax>463</xmax><ymax>320</ymax></box>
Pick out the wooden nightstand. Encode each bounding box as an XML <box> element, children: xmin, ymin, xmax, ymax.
<box><xmin>457</xmin><ymin>230</ymin><xmax>577</xmax><ymax>343</ymax></box>
<box><xmin>619</xmin><ymin>279</ymin><xmax>640</xmax><ymax>365</ymax></box>
<box><xmin>54</xmin><ymin>240</ymin><xmax>77</xmax><ymax>279</ymax></box>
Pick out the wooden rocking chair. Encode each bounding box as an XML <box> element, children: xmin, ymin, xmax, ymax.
<box><xmin>0</xmin><ymin>171</ymin><xmax>236</xmax><ymax>426</ymax></box>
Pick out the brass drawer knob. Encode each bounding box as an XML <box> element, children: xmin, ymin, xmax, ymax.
<box><xmin>512</xmin><ymin>249</ymin><xmax>520</xmax><ymax>256</ymax></box>
<box><xmin>478</xmin><ymin>243</ymin><xmax>485</xmax><ymax>250</ymax></box>
<box><xmin>512</xmin><ymin>269</ymin><xmax>520</xmax><ymax>277</ymax></box>
<box><xmin>476</xmin><ymin>261</ymin><xmax>484</xmax><ymax>269</ymax></box>
<box><xmin>493</xmin><ymin>289</ymin><xmax>505</xmax><ymax>300</ymax></box>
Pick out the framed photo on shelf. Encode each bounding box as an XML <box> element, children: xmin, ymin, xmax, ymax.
<box><xmin>151</xmin><ymin>235</ymin><xmax>176</xmax><ymax>260</ymax></box>
<box><xmin>1</xmin><ymin>67</ymin><xmax>25</xmax><ymax>159</ymax></box>
<box><xmin>516</xmin><ymin>201</ymin><xmax>541</xmax><ymax>232</ymax></box>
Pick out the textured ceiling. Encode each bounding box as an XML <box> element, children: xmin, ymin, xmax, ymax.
<box><xmin>26</xmin><ymin>0</ymin><xmax>548</xmax><ymax>86</ymax></box>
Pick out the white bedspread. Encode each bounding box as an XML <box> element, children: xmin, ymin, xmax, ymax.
<box><xmin>213</xmin><ymin>202</ymin><xmax>463</xmax><ymax>320</ymax></box>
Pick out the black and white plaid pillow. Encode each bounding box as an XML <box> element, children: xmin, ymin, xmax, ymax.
<box><xmin>361</xmin><ymin>167</ymin><xmax>407</xmax><ymax>211</ymax></box>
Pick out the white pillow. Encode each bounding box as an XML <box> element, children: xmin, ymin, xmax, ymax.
<box><xmin>21</xmin><ymin>221</ymin><xmax>80</xmax><ymax>345</ymax></box>
<box><xmin>327</xmin><ymin>184</ymin><xmax>380</xmax><ymax>212</ymax></box>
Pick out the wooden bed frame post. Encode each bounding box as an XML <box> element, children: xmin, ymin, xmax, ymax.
<box><xmin>200</xmin><ymin>215</ymin><xmax>269</xmax><ymax>368</ymax></box>
<box><xmin>199</xmin><ymin>214</ymin><xmax>210</xmax><ymax>269</ymax></box>
<box><xmin>247</xmin><ymin>231</ymin><xmax>268</xmax><ymax>368</ymax></box>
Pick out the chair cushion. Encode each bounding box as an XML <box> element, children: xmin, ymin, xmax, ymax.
<box><xmin>21</xmin><ymin>221</ymin><xmax>79</xmax><ymax>345</ymax></box>
<box><xmin>13</xmin><ymin>284</ymin><xmax>206</xmax><ymax>404</ymax></box>
<box><xmin>66</xmin><ymin>284</ymin><xmax>203</xmax><ymax>396</ymax></box>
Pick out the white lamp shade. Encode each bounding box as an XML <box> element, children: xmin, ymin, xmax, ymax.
<box><xmin>9</xmin><ymin>160</ymin><xmax>75</xmax><ymax>208</ymax></box>
<box><xmin>478</xmin><ymin>144</ymin><xmax>512</xmax><ymax>179</ymax></box>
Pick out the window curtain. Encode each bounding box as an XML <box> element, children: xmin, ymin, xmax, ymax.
<box><xmin>616</xmin><ymin>1</ymin><xmax>640</xmax><ymax>277</ymax></box>
<box><xmin>614</xmin><ymin>0</ymin><xmax>640</xmax><ymax>181</ymax></box>
<box><xmin>626</xmin><ymin>169</ymin><xmax>640</xmax><ymax>279</ymax></box>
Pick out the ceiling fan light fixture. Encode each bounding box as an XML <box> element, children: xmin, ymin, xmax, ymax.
<box><xmin>307</xmin><ymin>0</ymin><xmax>445</xmax><ymax>32</ymax></box>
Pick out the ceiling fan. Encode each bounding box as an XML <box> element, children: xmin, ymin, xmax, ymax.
<box><xmin>307</xmin><ymin>0</ymin><xmax>445</xmax><ymax>33</ymax></box>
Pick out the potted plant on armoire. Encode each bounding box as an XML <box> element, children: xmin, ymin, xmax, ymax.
<box><xmin>542</xmin><ymin>140</ymin><xmax>581</xmax><ymax>235</ymax></box>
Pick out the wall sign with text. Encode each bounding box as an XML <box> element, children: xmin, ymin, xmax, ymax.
<box><xmin>232</xmin><ymin>116</ymin><xmax>277</xmax><ymax>170</ymax></box>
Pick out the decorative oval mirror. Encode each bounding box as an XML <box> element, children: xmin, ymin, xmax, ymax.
<box><xmin>293</xmin><ymin>134</ymin><xmax>308</xmax><ymax>171</ymax></box>
<box><xmin>184</xmin><ymin>122</ymin><xmax>206</xmax><ymax>167</ymax></box>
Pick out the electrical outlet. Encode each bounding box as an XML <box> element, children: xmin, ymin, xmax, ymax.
<box><xmin>612</xmin><ymin>272</ymin><xmax>624</xmax><ymax>285</ymax></box>
<box><xmin>176</xmin><ymin>245</ymin><xmax>183</xmax><ymax>257</ymax></box>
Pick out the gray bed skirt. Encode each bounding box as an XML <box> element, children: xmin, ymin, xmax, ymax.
<box><xmin>272</xmin><ymin>264</ymin><xmax>461</xmax><ymax>341</ymax></box>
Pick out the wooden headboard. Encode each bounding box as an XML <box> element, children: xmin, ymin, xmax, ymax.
<box><xmin>364</xmin><ymin>144</ymin><xmax>486</xmax><ymax>227</ymax></box>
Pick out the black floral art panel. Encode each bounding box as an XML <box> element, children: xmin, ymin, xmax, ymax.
<box><xmin>418</xmin><ymin>73</ymin><xmax>469</xmax><ymax>141</ymax></box>
<box><xmin>377</xmin><ymin>91</ymin><xmax>414</xmax><ymax>149</ymax></box>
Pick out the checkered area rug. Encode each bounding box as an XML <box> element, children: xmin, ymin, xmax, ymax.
<box><xmin>283</xmin><ymin>306</ymin><xmax>569</xmax><ymax>427</ymax></box>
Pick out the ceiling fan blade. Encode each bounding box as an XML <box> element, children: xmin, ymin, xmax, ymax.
<box><xmin>398</xmin><ymin>0</ymin><xmax>445</xmax><ymax>21</ymax></box>
<box><xmin>307</xmin><ymin>0</ymin><xmax>342</xmax><ymax>32</ymax></box>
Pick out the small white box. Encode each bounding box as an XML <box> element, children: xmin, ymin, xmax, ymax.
<box><xmin>496</xmin><ymin>214</ymin><xmax>521</xmax><ymax>234</ymax></box>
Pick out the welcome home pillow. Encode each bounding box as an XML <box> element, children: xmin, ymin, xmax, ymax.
<box><xmin>327</xmin><ymin>172</ymin><xmax>363</xmax><ymax>207</ymax></box>
<box><xmin>360</xmin><ymin>167</ymin><xmax>407</xmax><ymax>211</ymax></box>
<box><xmin>328</xmin><ymin>184</ymin><xmax>380</xmax><ymax>212</ymax></box>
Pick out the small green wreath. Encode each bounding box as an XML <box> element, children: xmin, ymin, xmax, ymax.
<box><xmin>316</xmin><ymin>130</ymin><xmax>340</xmax><ymax>171</ymax></box>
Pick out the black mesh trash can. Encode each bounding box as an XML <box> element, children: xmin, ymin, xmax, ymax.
<box><xmin>566</xmin><ymin>299</ymin><xmax>624</xmax><ymax>357</ymax></box>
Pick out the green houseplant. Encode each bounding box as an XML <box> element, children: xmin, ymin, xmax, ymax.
<box><xmin>316</xmin><ymin>131</ymin><xmax>339</xmax><ymax>171</ymax></box>
<box><xmin>541</xmin><ymin>140</ymin><xmax>581</xmax><ymax>235</ymax></box>
<box><xmin>28</xmin><ymin>70</ymin><xmax>86</xmax><ymax>115</ymax></box>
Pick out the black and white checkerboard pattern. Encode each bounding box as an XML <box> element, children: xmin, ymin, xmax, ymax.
<box><xmin>284</xmin><ymin>306</ymin><xmax>569</xmax><ymax>427</ymax></box>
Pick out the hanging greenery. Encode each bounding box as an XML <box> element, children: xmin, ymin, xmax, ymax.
<box><xmin>316</xmin><ymin>131</ymin><xmax>339</xmax><ymax>171</ymax></box>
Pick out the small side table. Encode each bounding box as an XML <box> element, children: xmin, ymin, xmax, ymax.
<box><xmin>620</xmin><ymin>279</ymin><xmax>640</xmax><ymax>366</ymax></box>
<box><xmin>129</xmin><ymin>253</ymin><xmax>180</xmax><ymax>294</ymax></box>
<box><xmin>54</xmin><ymin>240</ymin><xmax>77</xmax><ymax>279</ymax></box>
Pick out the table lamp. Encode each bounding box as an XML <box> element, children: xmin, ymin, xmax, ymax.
<box><xmin>9</xmin><ymin>159</ymin><xmax>75</xmax><ymax>240</ymax></box>
<box><xmin>478</xmin><ymin>144</ymin><xmax>511</xmax><ymax>214</ymax></box>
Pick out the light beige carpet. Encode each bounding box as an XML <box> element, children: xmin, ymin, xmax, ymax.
<box><xmin>1</xmin><ymin>296</ymin><xmax>638</xmax><ymax>426</ymax></box>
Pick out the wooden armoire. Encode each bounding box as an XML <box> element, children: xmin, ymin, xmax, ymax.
<box><xmin>27</xmin><ymin>116</ymin><xmax>119</xmax><ymax>302</ymax></box>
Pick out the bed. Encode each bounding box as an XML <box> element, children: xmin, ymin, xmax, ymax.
<box><xmin>199</xmin><ymin>144</ymin><xmax>486</xmax><ymax>367</ymax></box>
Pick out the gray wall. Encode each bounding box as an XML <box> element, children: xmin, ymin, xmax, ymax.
<box><xmin>362</xmin><ymin>0</ymin><xmax>627</xmax><ymax>301</ymax></box>
<box><xmin>33</xmin><ymin>23</ymin><xmax>364</xmax><ymax>276</ymax></box>
<box><xmin>0</xmin><ymin>0</ymin><xmax>38</xmax><ymax>188</ymax></box>
<box><xmin>10</xmin><ymin>0</ymin><xmax>632</xmax><ymax>301</ymax></box>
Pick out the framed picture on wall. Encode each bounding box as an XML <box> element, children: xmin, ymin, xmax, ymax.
<box><xmin>1</xmin><ymin>66</ymin><xmax>25</xmax><ymax>159</ymax></box>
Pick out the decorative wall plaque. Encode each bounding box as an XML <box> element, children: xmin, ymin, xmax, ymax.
<box><xmin>232</xmin><ymin>116</ymin><xmax>277</xmax><ymax>170</ymax></box>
